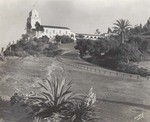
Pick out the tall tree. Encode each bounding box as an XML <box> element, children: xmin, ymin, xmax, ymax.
<box><xmin>35</xmin><ymin>21</ymin><xmax>44</xmax><ymax>32</ymax></box>
<box><xmin>113</xmin><ymin>19</ymin><xmax>131</xmax><ymax>43</ymax></box>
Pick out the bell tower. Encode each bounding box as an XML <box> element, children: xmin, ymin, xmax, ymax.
<box><xmin>26</xmin><ymin>9</ymin><xmax>41</xmax><ymax>33</ymax></box>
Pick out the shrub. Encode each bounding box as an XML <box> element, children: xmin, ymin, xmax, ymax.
<box><xmin>10</xmin><ymin>93</ymin><xmax>33</xmax><ymax>118</ymax></box>
<box><xmin>55</xmin><ymin>35</ymin><xmax>74</xmax><ymax>44</ymax></box>
<box><xmin>29</xmin><ymin>76</ymin><xmax>75</xmax><ymax>120</ymax></box>
<box><xmin>4</xmin><ymin>36</ymin><xmax>58</xmax><ymax>57</ymax></box>
<box><xmin>10</xmin><ymin>93</ymin><xmax>24</xmax><ymax>106</ymax></box>
<box><xmin>75</xmin><ymin>38</ymin><xmax>119</xmax><ymax>58</ymax></box>
<box><xmin>53</xmin><ymin>50</ymin><xmax>63</xmax><ymax>57</ymax></box>
<box><xmin>75</xmin><ymin>39</ymin><xmax>94</xmax><ymax>57</ymax></box>
<box><xmin>14</xmin><ymin>51</ymin><xmax>28</xmax><ymax>57</ymax></box>
<box><xmin>71</xmin><ymin>87</ymin><xmax>97</xmax><ymax>122</ymax></box>
<box><xmin>140</xmin><ymin>39</ymin><xmax>150</xmax><ymax>53</ymax></box>
<box><xmin>43</xmin><ymin>43</ymin><xmax>59</xmax><ymax>57</ymax></box>
<box><xmin>137</xmin><ymin>67</ymin><xmax>150</xmax><ymax>77</ymax></box>
<box><xmin>116</xmin><ymin>62</ymin><xmax>150</xmax><ymax>77</ymax></box>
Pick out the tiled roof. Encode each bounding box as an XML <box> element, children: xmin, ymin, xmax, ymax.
<box><xmin>41</xmin><ymin>25</ymin><xmax>70</xmax><ymax>30</ymax></box>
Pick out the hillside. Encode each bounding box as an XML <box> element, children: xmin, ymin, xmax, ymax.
<box><xmin>0</xmin><ymin>52</ymin><xmax>150</xmax><ymax>121</ymax></box>
<box><xmin>3</xmin><ymin>36</ymin><xmax>60</xmax><ymax>57</ymax></box>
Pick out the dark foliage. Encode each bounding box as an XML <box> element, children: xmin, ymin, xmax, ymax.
<box><xmin>55</xmin><ymin>35</ymin><xmax>74</xmax><ymax>44</ymax></box>
<box><xmin>75</xmin><ymin>36</ymin><xmax>150</xmax><ymax>77</ymax></box>
<box><xmin>116</xmin><ymin>62</ymin><xmax>150</xmax><ymax>77</ymax></box>
<box><xmin>140</xmin><ymin>39</ymin><xmax>150</xmax><ymax>53</ymax></box>
<box><xmin>75</xmin><ymin>38</ymin><xmax>119</xmax><ymax>57</ymax></box>
<box><xmin>35</xmin><ymin>21</ymin><xmax>44</xmax><ymax>32</ymax></box>
<box><xmin>76</xmin><ymin>34</ymin><xmax>85</xmax><ymax>39</ymax></box>
<box><xmin>10</xmin><ymin>93</ymin><xmax>26</xmax><ymax>106</ymax></box>
<box><xmin>4</xmin><ymin>36</ymin><xmax>59</xmax><ymax>57</ymax></box>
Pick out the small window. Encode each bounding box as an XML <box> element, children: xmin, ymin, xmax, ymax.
<box><xmin>46</xmin><ymin>30</ymin><xmax>48</xmax><ymax>33</ymax></box>
<box><xmin>66</xmin><ymin>31</ymin><xmax>68</xmax><ymax>34</ymax></box>
<box><xmin>53</xmin><ymin>30</ymin><xmax>55</xmax><ymax>34</ymax></box>
<box><xmin>59</xmin><ymin>30</ymin><xmax>61</xmax><ymax>34</ymax></box>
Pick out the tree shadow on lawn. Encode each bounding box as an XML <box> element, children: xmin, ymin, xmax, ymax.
<box><xmin>0</xmin><ymin>98</ymin><xmax>32</xmax><ymax>122</ymax></box>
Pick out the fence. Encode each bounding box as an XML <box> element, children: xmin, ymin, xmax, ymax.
<box><xmin>57</xmin><ymin>56</ymin><xmax>150</xmax><ymax>81</ymax></box>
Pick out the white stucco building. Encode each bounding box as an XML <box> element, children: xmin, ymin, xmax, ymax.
<box><xmin>76</xmin><ymin>33</ymin><xmax>103</xmax><ymax>40</ymax></box>
<box><xmin>26</xmin><ymin>9</ymin><xmax>76</xmax><ymax>41</ymax></box>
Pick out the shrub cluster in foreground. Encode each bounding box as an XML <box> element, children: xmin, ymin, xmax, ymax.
<box><xmin>4</xmin><ymin>36</ymin><xmax>62</xmax><ymax>57</ymax></box>
<box><xmin>10</xmin><ymin>76</ymin><xmax>98</xmax><ymax>122</ymax></box>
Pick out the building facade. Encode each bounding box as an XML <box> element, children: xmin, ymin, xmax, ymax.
<box><xmin>26</xmin><ymin>9</ymin><xmax>76</xmax><ymax>41</ymax></box>
<box><xmin>76</xmin><ymin>33</ymin><xmax>103</xmax><ymax>40</ymax></box>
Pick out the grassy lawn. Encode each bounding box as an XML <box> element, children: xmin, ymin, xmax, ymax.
<box><xmin>0</xmin><ymin>56</ymin><xmax>150</xmax><ymax>122</ymax></box>
<box><xmin>0</xmin><ymin>57</ymin><xmax>59</xmax><ymax>122</ymax></box>
<box><xmin>63</xmin><ymin>65</ymin><xmax>150</xmax><ymax>122</ymax></box>
<box><xmin>0</xmin><ymin>57</ymin><xmax>56</xmax><ymax>98</ymax></box>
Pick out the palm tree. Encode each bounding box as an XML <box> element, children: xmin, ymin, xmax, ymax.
<box><xmin>113</xmin><ymin>19</ymin><xmax>131</xmax><ymax>43</ymax></box>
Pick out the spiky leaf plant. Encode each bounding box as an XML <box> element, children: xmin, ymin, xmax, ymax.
<box><xmin>71</xmin><ymin>87</ymin><xmax>98</xmax><ymax>122</ymax></box>
<box><xmin>29</xmin><ymin>76</ymin><xmax>75</xmax><ymax>120</ymax></box>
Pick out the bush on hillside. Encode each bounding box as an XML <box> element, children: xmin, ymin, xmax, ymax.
<box><xmin>128</xmin><ymin>36</ymin><xmax>150</xmax><ymax>54</ymax></box>
<box><xmin>116</xmin><ymin>62</ymin><xmax>150</xmax><ymax>77</ymax></box>
<box><xmin>75</xmin><ymin>39</ymin><xmax>96</xmax><ymax>57</ymax></box>
<box><xmin>4</xmin><ymin>36</ymin><xmax>59</xmax><ymax>57</ymax></box>
<box><xmin>93</xmin><ymin>38</ymin><xmax>119</xmax><ymax>56</ymax></box>
<box><xmin>140</xmin><ymin>39</ymin><xmax>150</xmax><ymax>53</ymax></box>
<box><xmin>76</xmin><ymin>37</ymin><xmax>150</xmax><ymax>76</ymax></box>
<box><xmin>75</xmin><ymin>38</ymin><xmax>119</xmax><ymax>57</ymax></box>
<box><xmin>128</xmin><ymin>36</ymin><xmax>142</xmax><ymax>47</ymax></box>
<box><xmin>106</xmin><ymin>43</ymin><xmax>142</xmax><ymax>62</ymax></box>
<box><xmin>55</xmin><ymin>35</ymin><xmax>74</xmax><ymax>44</ymax></box>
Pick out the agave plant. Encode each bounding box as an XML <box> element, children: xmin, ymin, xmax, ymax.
<box><xmin>29</xmin><ymin>76</ymin><xmax>75</xmax><ymax>121</ymax></box>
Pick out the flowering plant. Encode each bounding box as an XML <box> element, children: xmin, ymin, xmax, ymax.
<box><xmin>71</xmin><ymin>87</ymin><xmax>97</xmax><ymax>122</ymax></box>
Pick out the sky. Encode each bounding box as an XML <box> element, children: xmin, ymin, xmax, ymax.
<box><xmin>0</xmin><ymin>0</ymin><xmax>150</xmax><ymax>50</ymax></box>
